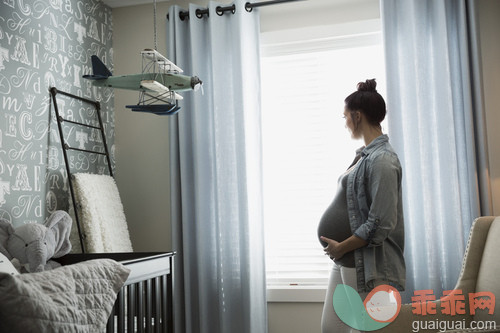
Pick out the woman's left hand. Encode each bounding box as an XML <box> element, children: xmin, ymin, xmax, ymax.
<box><xmin>320</xmin><ymin>236</ymin><xmax>345</xmax><ymax>260</ymax></box>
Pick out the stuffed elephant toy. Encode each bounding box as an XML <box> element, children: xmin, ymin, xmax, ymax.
<box><xmin>0</xmin><ymin>211</ymin><xmax>72</xmax><ymax>273</ymax></box>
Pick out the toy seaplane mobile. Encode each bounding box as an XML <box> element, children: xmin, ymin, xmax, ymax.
<box><xmin>83</xmin><ymin>49</ymin><xmax>202</xmax><ymax>115</ymax></box>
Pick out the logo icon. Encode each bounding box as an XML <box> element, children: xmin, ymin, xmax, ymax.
<box><xmin>333</xmin><ymin>284</ymin><xmax>402</xmax><ymax>331</ymax></box>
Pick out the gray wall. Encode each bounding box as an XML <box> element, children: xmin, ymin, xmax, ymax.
<box><xmin>0</xmin><ymin>0</ymin><xmax>113</xmax><ymax>228</ymax></box>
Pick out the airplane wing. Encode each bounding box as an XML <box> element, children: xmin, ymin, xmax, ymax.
<box><xmin>141</xmin><ymin>79</ymin><xmax>169</xmax><ymax>93</ymax></box>
<box><xmin>140</xmin><ymin>80</ymin><xmax>183</xmax><ymax>100</ymax></box>
<box><xmin>141</xmin><ymin>49</ymin><xmax>184</xmax><ymax>73</ymax></box>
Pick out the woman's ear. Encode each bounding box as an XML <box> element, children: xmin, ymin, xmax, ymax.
<box><xmin>351</xmin><ymin>110</ymin><xmax>362</xmax><ymax>131</ymax></box>
<box><xmin>355</xmin><ymin>111</ymin><xmax>362</xmax><ymax>122</ymax></box>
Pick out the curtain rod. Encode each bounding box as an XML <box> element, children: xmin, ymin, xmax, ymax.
<box><xmin>168</xmin><ymin>0</ymin><xmax>305</xmax><ymax>20</ymax></box>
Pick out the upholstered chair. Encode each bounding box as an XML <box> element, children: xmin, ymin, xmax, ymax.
<box><xmin>383</xmin><ymin>216</ymin><xmax>500</xmax><ymax>333</ymax></box>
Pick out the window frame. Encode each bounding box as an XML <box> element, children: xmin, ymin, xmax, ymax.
<box><xmin>260</xmin><ymin>19</ymin><xmax>384</xmax><ymax>302</ymax></box>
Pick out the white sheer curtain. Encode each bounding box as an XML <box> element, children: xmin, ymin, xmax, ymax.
<box><xmin>381</xmin><ymin>0</ymin><xmax>492</xmax><ymax>301</ymax></box>
<box><xmin>167</xmin><ymin>1</ymin><xmax>267</xmax><ymax>333</ymax></box>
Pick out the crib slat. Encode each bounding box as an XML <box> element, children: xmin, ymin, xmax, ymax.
<box><xmin>137</xmin><ymin>282</ymin><xmax>144</xmax><ymax>333</ymax></box>
<box><xmin>127</xmin><ymin>284</ymin><xmax>135</xmax><ymax>332</ymax></box>
<box><xmin>161</xmin><ymin>275</ymin><xmax>167</xmax><ymax>333</ymax></box>
<box><xmin>167</xmin><ymin>262</ymin><xmax>174</xmax><ymax>333</ymax></box>
<box><xmin>116</xmin><ymin>290</ymin><xmax>125</xmax><ymax>332</ymax></box>
<box><xmin>106</xmin><ymin>302</ymin><xmax>115</xmax><ymax>333</ymax></box>
<box><xmin>145</xmin><ymin>279</ymin><xmax>153</xmax><ymax>331</ymax></box>
<box><xmin>153</xmin><ymin>277</ymin><xmax>161</xmax><ymax>333</ymax></box>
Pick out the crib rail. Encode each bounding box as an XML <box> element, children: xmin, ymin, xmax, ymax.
<box><xmin>108</xmin><ymin>253</ymin><xmax>173</xmax><ymax>333</ymax></box>
<box><xmin>57</xmin><ymin>252</ymin><xmax>174</xmax><ymax>333</ymax></box>
<box><xmin>108</xmin><ymin>274</ymin><xmax>171</xmax><ymax>333</ymax></box>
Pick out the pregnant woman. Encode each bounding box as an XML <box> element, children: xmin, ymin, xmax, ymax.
<box><xmin>318</xmin><ymin>79</ymin><xmax>405</xmax><ymax>332</ymax></box>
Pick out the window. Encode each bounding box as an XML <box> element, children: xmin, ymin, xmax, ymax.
<box><xmin>261</xmin><ymin>23</ymin><xmax>386</xmax><ymax>291</ymax></box>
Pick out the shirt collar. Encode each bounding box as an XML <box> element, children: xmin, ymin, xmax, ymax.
<box><xmin>360</xmin><ymin>134</ymin><xmax>389</xmax><ymax>157</ymax></box>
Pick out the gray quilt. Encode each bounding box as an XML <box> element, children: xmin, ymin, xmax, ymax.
<box><xmin>0</xmin><ymin>259</ymin><xmax>130</xmax><ymax>333</ymax></box>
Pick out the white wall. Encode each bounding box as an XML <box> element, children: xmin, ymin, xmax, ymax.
<box><xmin>113</xmin><ymin>0</ymin><xmax>216</xmax><ymax>252</ymax></box>
<box><xmin>112</xmin><ymin>0</ymin><xmax>500</xmax><ymax>332</ymax></box>
<box><xmin>113</xmin><ymin>2</ymin><xmax>172</xmax><ymax>252</ymax></box>
<box><xmin>113</xmin><ymin>0</ymin><xmax>239</xmax><ymax>253</ymax></box>
<box><xmin>259</xmin><ymin>0</ymin><xmax>380</xmax><ymax>32</ymax></box>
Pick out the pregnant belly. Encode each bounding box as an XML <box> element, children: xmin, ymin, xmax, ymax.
<box><xmin>317</xmin><ymin>196</ymin><xmax>355</xmax><ymax>267</ymax></box>
<box><xmin>317</xmin><ymin>198</ymin><xmax>352</xmax><ymax>248</ymax></box>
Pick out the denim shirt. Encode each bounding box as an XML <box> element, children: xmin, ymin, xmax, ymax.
<box><xmin>346</xmin><ymin>134</ymin><xmax>405</xmax><ymax>292</ymax></box>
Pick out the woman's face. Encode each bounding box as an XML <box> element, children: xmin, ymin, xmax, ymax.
<box><xmin>344</xmin><ymin>106</ymin><xmax>360</xmax><ymax>139</ymax></box>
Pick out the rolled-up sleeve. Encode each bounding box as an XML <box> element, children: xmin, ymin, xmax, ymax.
<box><xmin>353</xmin><ymin>153</ymin><xmax>400</xmax><ymax>246</ymax></box>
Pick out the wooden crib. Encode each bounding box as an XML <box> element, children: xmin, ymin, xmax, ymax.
<box><xmin>57</xmin><ymin>252</ymin><xmax>174</xmax><ymax>333</ymax></box>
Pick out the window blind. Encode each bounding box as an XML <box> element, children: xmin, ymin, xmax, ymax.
<box><xmin>261</xmin><ymin>32</ymin><xmax>385</xmax><ymax>287</ymax></box>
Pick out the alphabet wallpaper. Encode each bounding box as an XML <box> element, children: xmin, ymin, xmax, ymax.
<box><xmin>0</xmin><ymin>0</ymin><xmax>114</xmax><ymax>228</ymax></box>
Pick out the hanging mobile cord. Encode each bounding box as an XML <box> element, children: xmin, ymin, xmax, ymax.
<box><xmin>153</xmin><ymin>0</ymin><xmax>158</xmax><ymax>51</ymax></box>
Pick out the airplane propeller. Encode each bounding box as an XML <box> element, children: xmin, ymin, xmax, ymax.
<box><xmin>191</xmin><ymin>76</ymin><xmax>203</xmax><ymax>90</ymax></box>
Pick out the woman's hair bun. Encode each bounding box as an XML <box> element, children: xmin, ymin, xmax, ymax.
<box><xmin>345</xmin><ymin>78</ymin><xmax>385</xmax><ymax>125</ymax></box>
<box><xmin>357</xmin><ymin>79</ymin><xmax>377</xmax><ymax>92</ymax></box>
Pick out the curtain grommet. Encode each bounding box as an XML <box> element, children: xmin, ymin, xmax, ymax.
<box><xmin>195</xmin><ymin>8</ymin><xmax>210</xmax><ymax>19</ymax></box>
<box><xmin>179</xmin><ymin>11</ymin><xmax>189</xmax><ymax>21</ymax></box>
<box><xmin>216</xmin><ymin>4</ymin><xmax>236</xmax><ymax>16</ymax></box>
<box><xmin>245</xmin><ymin>2</ymin><xmax>253</xmax><ymax>12</ymax></box>
<box><xmin>196</xmin><ymin>8</ymin><xmax>209</xmax><ymax>19</ymax></box>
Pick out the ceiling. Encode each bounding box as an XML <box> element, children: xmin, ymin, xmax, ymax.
<box><xmin>102</xmin><ymin>0</ymin><xmax>170</xmax><ymax>8</ymax></box>
<box><xmin>101</xmin><ymin>0</ymin><xmax>363</xmax><ymax>10</ymax></box>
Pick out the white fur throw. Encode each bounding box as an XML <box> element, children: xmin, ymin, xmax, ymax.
<box><xmin>72</xmin><ymin>173</ymin><xmax>133</xmax><ymax>253</ymax></box>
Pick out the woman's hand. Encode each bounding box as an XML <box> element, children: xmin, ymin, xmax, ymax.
<box><xmin>320</xmin><ymin>236</ymin><xmax>345</xmax><ymax>260</ymax></box>
<box><xmin>320</xmin><ymin>235</ymin><xmax>368</xmax><ymax>260</ymax></box>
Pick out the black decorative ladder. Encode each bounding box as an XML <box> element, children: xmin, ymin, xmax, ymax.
<box><xmin>49</xmin><ymin>87</ymin><xmax>114</xmax><ymax>253</ymax></box>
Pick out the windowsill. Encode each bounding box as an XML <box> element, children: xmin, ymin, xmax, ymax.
<box><xmin>267</xmin><ymin>285</ymin><xmax>327</xmax><ymax>303</ymax></box>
